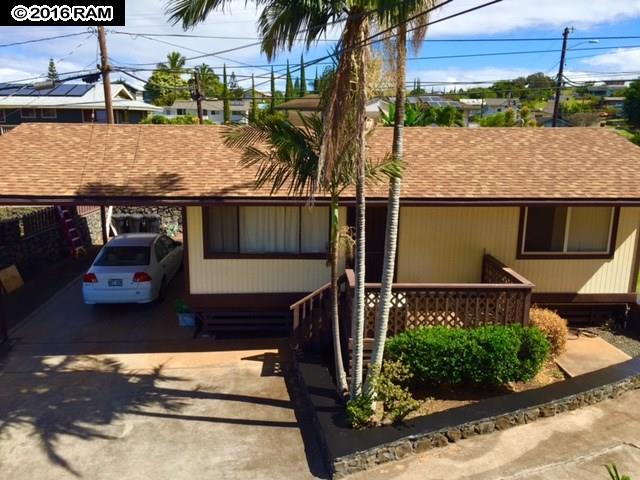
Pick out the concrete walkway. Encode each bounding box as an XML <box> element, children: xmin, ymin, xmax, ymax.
<box><xmin>0</xmin><ymin>276</ymin><xmax>324</xmax><ymax>480</ymax></box>
<box><xmin>352</xmin><ymin>389</ymin><xmax>640</xmax><ymax>480</ymax></box>
<box><xmin>557</xmin><ymin>335</ymin><xmax>632</xmax><ymax>377</ymax></box>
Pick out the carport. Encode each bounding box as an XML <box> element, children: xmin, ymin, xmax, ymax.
<box><xmin>0</xmin><ymin>124</ymin><xmax>322</xmax><ymax>479</ymax></box>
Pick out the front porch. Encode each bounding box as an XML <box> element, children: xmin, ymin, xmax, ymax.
<box><xmin>291</xmin><ymin>254</ymin><xmax>535</xmax><ymax>363</ymax></box>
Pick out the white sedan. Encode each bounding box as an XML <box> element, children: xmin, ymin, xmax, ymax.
<box><xmin>82</xmin><ymin>233</ymin><xmax>183</xmax><ymax>304</ymax></box>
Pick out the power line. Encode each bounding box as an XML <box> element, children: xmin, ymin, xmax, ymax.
<box><xmin>0</xmin><ymin>31</ymin><xmax>90</xmax><ymax>48</ymax></box>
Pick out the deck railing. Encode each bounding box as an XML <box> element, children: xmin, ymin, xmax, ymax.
<box><xmin>290</xmin><ymin>254</ymin><xmax>535</xmax><ymax>358</ymax></box>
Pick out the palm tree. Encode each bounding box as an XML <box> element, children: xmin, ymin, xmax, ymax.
<box><xmin>166</xmin><ymin>0</ymin><xmax>424</xmax><ymax>400</ymax></box>
<box><xmin>364</xmin><ymin>1</ymin><xmax>443</xmax><ymax>398</ymax></box>
<box><xmin>225</xmin><ymin>114</ymin><xmax>399</xmax><ymax>397</ymax></box>
<box><xmin>157</xmin><ymin>51</ymin><xmax>187</xmax><ymax>72</ymax></box>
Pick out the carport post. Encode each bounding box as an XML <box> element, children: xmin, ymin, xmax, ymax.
<box><xmin>100</xmin><ymin>206</ymin><xmax>108</xmax><ymax>244</ymax></box>
<box><xmin>0</xmin><ymin>287</ymin><xmax>7</xmax><ymax>344</ymax></box>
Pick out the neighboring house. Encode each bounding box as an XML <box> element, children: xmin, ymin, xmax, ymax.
<box><xmin>458</xmin><ymin>98</ymin><xmax>483</xmax><ymax>126</ymax></box>
<box><xmin>1</xmin><ymin>124</ymin><xmax>640</xmax><ymax>327</ymax></box>
<box><xmin>480</xmin><ymin>98</ymin><xmax>521</xmax><ymax>117</ymax></box>
<box><xmin>588</xmin><ymin>81</ymin><xmax>630</xmax><ymax>98</ymax></box>
<box><xmin>163</xmin><ymin>99</ymin><xmax>252</xmax><ymax>124</ymax></box>
<box><xmin>0</xmin><ymin>83</ymin><xmax>160</xmax><ymax>128</ymax></box>
<box><xmin>275</xmin><ymin>95</ymin><xmax>389</xmax><ymax>125</ymax></box>
<box><xmin>600</xmin><ymin>97</ymin><xmax>626</xmax><ymax>117</ymax></box>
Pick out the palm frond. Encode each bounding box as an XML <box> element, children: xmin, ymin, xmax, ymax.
<box><xmin>165</xmin><ymin>0</ymin><xmax>242</xmax><ymax>29</ymax></box>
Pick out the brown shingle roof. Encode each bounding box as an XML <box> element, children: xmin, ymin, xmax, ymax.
<box><xmin>0</xmin><ymin>123</ymin><xmax>639</xmax><ymax>204</ymax></box>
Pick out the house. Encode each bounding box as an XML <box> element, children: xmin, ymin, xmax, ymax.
<box><xmin>0</xmin><ymin>83</ymin><xmax>160</xmax><ymax>129</ymax></box>
<box><xmin>480</xmin><ymin>98</ymin><xmax>521</xmax><ymax>117</ymax></box>
<box><xmin>600</xmin><ymin>97</ymin><xmax>626</xmax><ymax>117</ymax></box>
<box><xmin>458</xmin><ymin>99</ymin><xmax>483</xmax><ymax>126</ymax></box>
<box><xmin>275</xmin><ymin>95</ymin><xmax>389</xmax><ymax>125</ymax></box>
<box><xmin>162</xmin><ymin>99</ymin><xmax>253</xmax><ymax>124</ymax></box>
<box><xmin>0</xmin><ymin>124</ymin><xmax>639</xmax><ymax>327</ymax></box>
<box><xmin>588</xmin><ymin>81</ymin><xmax>630</xmax><ymax>98</ymax></box>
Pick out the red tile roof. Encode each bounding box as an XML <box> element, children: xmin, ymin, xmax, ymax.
<box><xmin>0</xmin><ymin>123</ymin><xmax>638</xmax><ymax>204</ymax></box>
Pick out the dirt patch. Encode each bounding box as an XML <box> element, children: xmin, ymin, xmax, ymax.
<box><xmin>404</xmin><ymin>361</ymin><xmax>566</xmax><ymax>420</ymax></box>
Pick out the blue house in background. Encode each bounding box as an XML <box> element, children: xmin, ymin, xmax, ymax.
<box><xmin>0</xmin><ymin>83</ymin><xmax>160</xmax><ymax>130</ymax></box>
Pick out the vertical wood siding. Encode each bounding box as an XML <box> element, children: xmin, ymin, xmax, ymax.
<box><xmin>398</xmin><ymin>206</ymin><xmax>640</xmax><ymax>294</ymax></box>
<box><xmin>187</xmin><ymin>206</ymin><xmax>344</xmax><ymax>294</ymax></box>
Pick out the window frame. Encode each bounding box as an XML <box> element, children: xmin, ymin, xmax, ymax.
<box><xmin>0</xmin><ymin>110</ymin><xmax>5</xmax><ymax>123</ymax></box>
<box><xmin>21</xmin><ymin>108</ymin><xmax>36</xmax><ymax>119</ymax></box>
<box><xmin>40</xmin><ymin>108</ymin><xmax>57</xmax><ymax>119</ymax></box>
<box><xmin>517</xmin><ymin>206</ymin><xmax>619</xmax><ymax>260</ymax></box>
<box><xmin>202</xmin><ymin>206</ymin><xmax>329</xmax><ymax>260</ymax></box>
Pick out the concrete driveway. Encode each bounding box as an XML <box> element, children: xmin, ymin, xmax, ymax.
<box><xmin>0</xmin><ymin>274</ymin><xmax>324</xmax><ymax>480</ymax></box>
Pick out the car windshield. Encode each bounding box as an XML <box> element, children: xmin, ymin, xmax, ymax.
<box><xmin>95</xmin><ymin>246</ymin><xmax>150</xmax><ymax>266</ymax></box>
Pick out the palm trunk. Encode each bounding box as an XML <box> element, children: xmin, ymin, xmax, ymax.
<box><xmin>330</xmin><ymin>195</ymin><xmax>348</xmax><ymax>396</ymax></box>
<box><xmin>364</xmin><ymin>24</ymin><xmax>407</xmax><ymax>397</ymax></box>
<box><xmin>349</xmin><ymin>19</ymin><xmax>369</xmax><ymax>400</ymax></box>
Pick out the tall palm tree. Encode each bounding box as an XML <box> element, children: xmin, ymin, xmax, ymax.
<box><xmin>364</xmin><ymin>1</ymin><xmax>443</xmax><ymax>398</ymax></box>
<box><xmin>225</xmin><ymin>114</ymin><xmax>399</xmax><ymax>397</ymax></box>
<box><xmin>157</xmin><ymin>51</ymin><xmax>187</xmax><ymax>72</ymax></box>
<box><xmin>166</xmin><ymin>0</ymin><xmax>423</xmax><ymax>399</ymax></box>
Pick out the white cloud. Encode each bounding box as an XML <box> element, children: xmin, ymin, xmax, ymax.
<box><xmin>580</xmin><ymin>47</ymin><xmax>640</xmax><ymax>71</ymax></box>
<box><xmin>1</xmin><ymin>0</ymin><xmax>640</xmax><ymax>87</ymax></box>
<box><xmin>428</xmin><ymin>0</ymin><xmax>640</xmax><ymax>36</ymax></box>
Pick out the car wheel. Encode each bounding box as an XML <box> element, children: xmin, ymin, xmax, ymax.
<box><xmin>157</xmin><ymin>277</ymin><xmax>168</xmax><ymax>303</ymax></box>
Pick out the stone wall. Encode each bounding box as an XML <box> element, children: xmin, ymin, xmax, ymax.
<box><xmin>0</xmin><ymin>207</ymin><xmax>101</xmax><ymax>281</ymax></box>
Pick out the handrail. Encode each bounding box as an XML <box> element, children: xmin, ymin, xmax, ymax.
<box><xmin>290</xmin><ymin>281</ymin><xmax>331</xmax><ymax>310</ymax></box>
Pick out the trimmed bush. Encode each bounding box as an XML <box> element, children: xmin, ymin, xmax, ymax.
<box><xmin>530</xmin><ymin>307</ymin><xmax>569</xmax><ymax>356</ymax></box>
<box><xmin>385</xmin><ymin>325</ymin><xmax>551</xmax><ymax>387</ymax></box>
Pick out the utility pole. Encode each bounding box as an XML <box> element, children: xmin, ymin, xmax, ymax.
<box><xmin>194</xmin><ymin>70</ymin><xmax>204</xmax><ymax>124</ymax></box>
<box><xmin>97</xmin><ymin>26</ymin><xmax>114</xmax><ymax>124</ymax></box>
<box><xmin>552</xmin><ymin>27</ymin><xmax>571</xmax><ymax>127</ymax></box>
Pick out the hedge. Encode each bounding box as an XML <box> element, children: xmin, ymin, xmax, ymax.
<box><xmin>385</xmin><ymin>325</ymin><xmax>550</xmax><ymax>387</ymax></box>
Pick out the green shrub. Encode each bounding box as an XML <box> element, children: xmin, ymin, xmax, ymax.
<box><xmin>385</xmin><ymin>325</ymin><xmax>550</xmax><ymax>387</ymax></box>
<box><xmin>375</xmin><ymin>360</ymin><xmax>420</xmax><ymax>423</ymax></box>
<box><xmin>346</xmin><ymin>394</ymin><xmax>374</xmax><ymax>430</ymax></box>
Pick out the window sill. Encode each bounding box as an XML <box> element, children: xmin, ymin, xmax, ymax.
<box><xmin>517</xmin><ymin>252</ymin><xmax>614</xmax><ymax>260</ymax></box>
<box><xmin>203</xmin><ymin>253</ymin><xmax>327</xmax><ymax>260</ymax></box>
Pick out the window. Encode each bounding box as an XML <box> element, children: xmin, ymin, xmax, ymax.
<box><xmin>21</xmin><ymin>108</ymin><xmax>36</xmax><ymax>119</ymax></box>
<box><xmin>82</xmin><ymin>110</ymin><xmax>94</xmax><ymax>123</ymax></box>
<box><xmin>0</xmin><ymin>110</ymin><xmax>5</xmax><ymax>123</ymax></box>
<box><xmin>154</xmin><ymin>241</ymin><xmax>169</xmax><ymax>262</ymax></box>
<box><xmin>202</xmin><ymin>109</ymin><xmax>208</xmax><ymax>116</ymax></box>
<box><xmin>177</xmin><ymin>108</ymin><xmax>186</xmax><ymax>115</ymax></box>
<box><xmin>95</xmin><ymin>247</ymin><xmax>150</xmax><ymax>266</ymax></box>
<box><xmin>518</xmin><ymin>206</ymin><xmax>618</xmax><ymax>258</ymax></box>
<box><xmin>41</xmin><ymin>108</ymin><xmax>56</xmax><ymax>119</ymax></box>
<box><xmin>203</xmin><ymin>206</ymin><xmax>329</xmax><ymax>258</ymax></box>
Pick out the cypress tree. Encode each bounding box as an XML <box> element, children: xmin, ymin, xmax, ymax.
<box><xmin>299</xmin><ymin>54</ymin><xmax>307</xmax><ymax>97</ymax></box>
<box><xmin>416</xmin><ymin>78</ymin><xmax>421</xmax><ymax>94</ymax></box>
<box><xmin>313</xmin><ymin>68</ymin><xmax>319</xmax><ymax>94</ymax></box>
<box><xmin>270</xmin><ymin>66</ymin><xmax>275</xmax><ymax>114</ymax></box>
<box><xmin>285</xmin><ymin>60</ymin><xmax>294</xmax><ymax>101</ymax></box>
<box><xmin>223</xmin><ymin>64</ymin><xmax>230</xmax><ymax>123</ymax></box>
<box><xmin>47</xmin><ymin>58</ymin><xmax>59</xmax><ymax>82</ymax></box>
<box><xmin>294</xmin><ymin>77</ymin><xmax>300</xmax><ymax>96</ymax></box>
<box><xmin>250</xmin><ymin>73</ymin><xmax>257</xmax><ymax>123</ymax></box>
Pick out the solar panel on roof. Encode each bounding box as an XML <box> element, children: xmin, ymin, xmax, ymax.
<box><xmin>50</xmin><ymin>84</ymin><xmax>74</xmax><ymax>96</ymax></box>
<box><xmin>67</xmin><ymin>84</ymin><xmax>91</xmax><ymax>96</ymax></box>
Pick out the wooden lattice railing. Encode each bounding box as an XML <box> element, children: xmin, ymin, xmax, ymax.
<box><xmin>289</xmin><ymin>254</ymin><xmax>534</xmax><ymax>358</ymax></box>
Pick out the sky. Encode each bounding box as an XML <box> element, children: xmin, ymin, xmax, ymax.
<box><xmin>0</xmin><ymin>0</ymin><xmax>639</xmax><ymax>92</ymax></box>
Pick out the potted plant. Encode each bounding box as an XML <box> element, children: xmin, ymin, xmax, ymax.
<box><xmin>174</xmin><ymin>299</ymin><xmax>195</xmax><ymax>327</ymax></box>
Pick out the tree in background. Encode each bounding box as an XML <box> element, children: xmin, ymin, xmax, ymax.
<box><xmin>409</xmin><ymin>78</ymin><xmax>425</xmax><ymax>95</ymax></box>
<box><xmin>222</xmin><ymin>64</ymin><xmax>230</xmax><ymax>123</ymax></box>
<box><xmin>624</xmin><ymin>79</ymin><xmax>640</xmax><ymax>129</ymax></box>
<box><xmin>228</xmin><ymin>71</ymin><xmax>244</xmax><ymax>99</ymax></box>
<box><xmin>158</xmin><ymin>51</ymin><xmax>186</xmax><ymax>72</ymax></box>
<box><xmin>47</xmin><ymin>59</ymin><xmax>59</xmax><ymax>82</ymax></box>
<box><xmin>313</xmin><ymin>68</ymin><xmax>319</xmax><ymax>94</ymax></box>
<box><xmin>249</xmin><ymin>74</ymin><xmax>258</xmax><ymax>123</ymax></box>
<box><xmin>299</xmin><ymin>55</ymin><xmax>307</xmax><ymax>97</ymax></box>
<box><xmin>270</xmin><ymin>66</ymin><xmax>276</xmax><ymax>113</ymax></box>
<box><xmin>285</xmin><ymin>60</ymin><xmax>294</xmax><ymax>101</ymax></box>
<box><xmin>191</xmin><ymin>63</ymin><xmax>223</xmax><ymax>98</ymax></box>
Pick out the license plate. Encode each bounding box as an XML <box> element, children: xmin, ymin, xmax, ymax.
<box><xmin>108</xmin><ymin>279</ymin><xmax>123</xmax><ymax>287</ymax></box>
